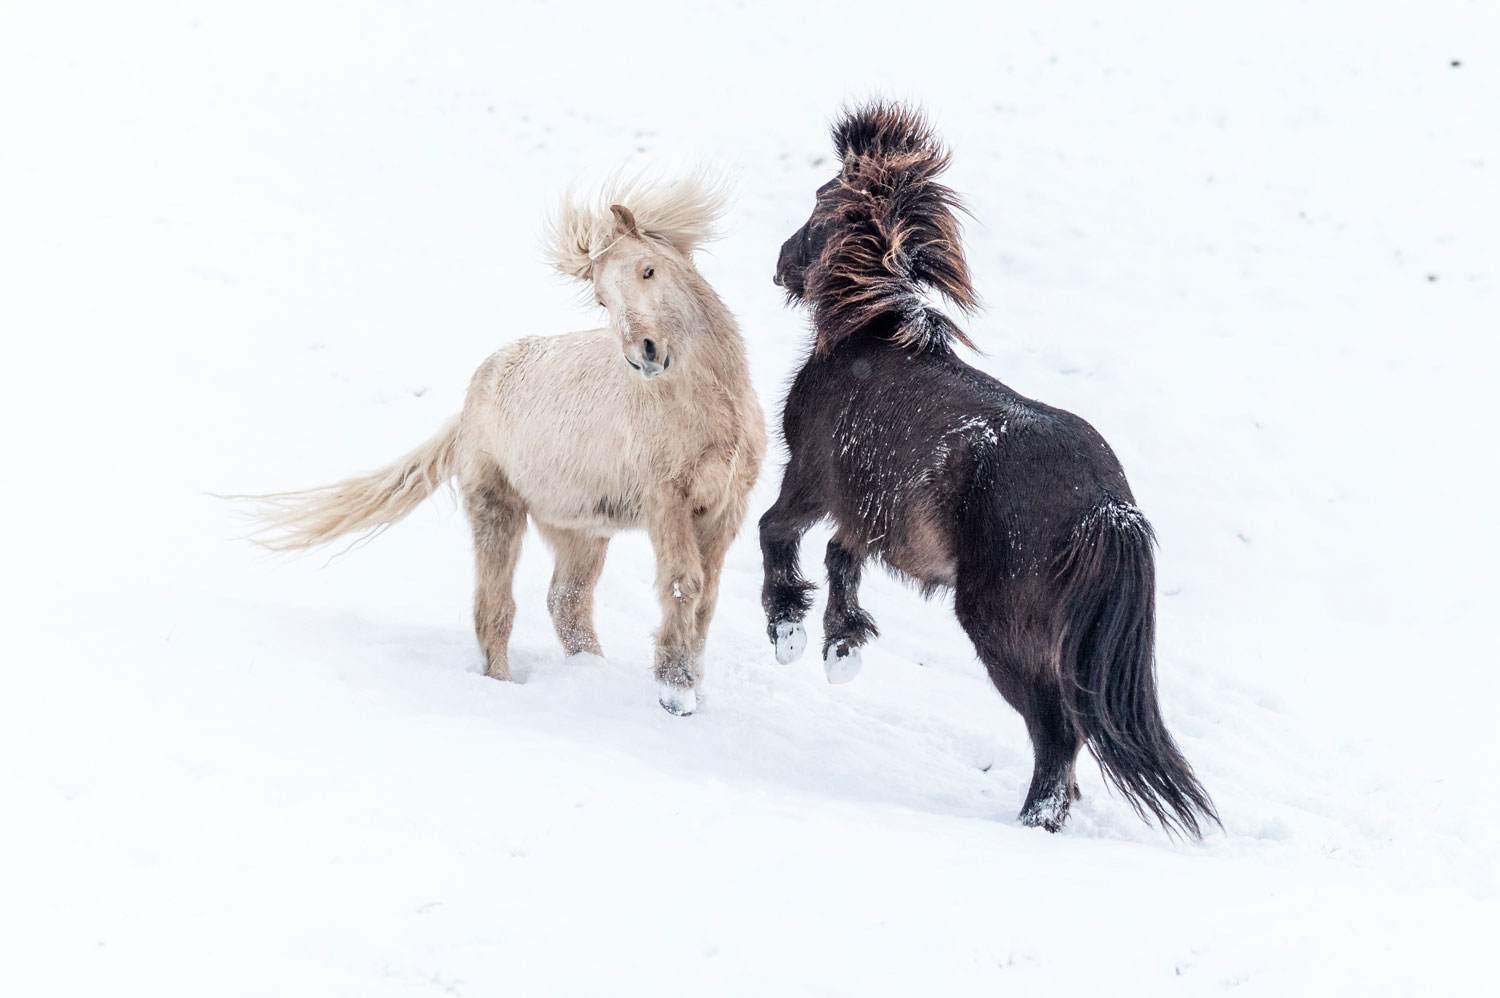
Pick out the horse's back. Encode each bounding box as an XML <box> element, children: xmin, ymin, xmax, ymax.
<box><xmin>790</xmin><ymin>343</ymin><xmax>1133</xmax><ymax>584</ymax></box>
<box><xmin>875</xmin><ymin>345</ymin><xmax>1132</xmax><ymax>509</ymax></box>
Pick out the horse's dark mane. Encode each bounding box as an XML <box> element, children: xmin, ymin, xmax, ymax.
<box><xmin>832</xmin><ymin>101</ymin><xmax>942</xmax><ymax>160</ymax></box>
<box><xmin>808</xmin><ymin>102</ymin><xmax>979</xmax><ymax>356</ymax></box>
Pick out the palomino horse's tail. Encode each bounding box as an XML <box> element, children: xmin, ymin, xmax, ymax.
<box><xmin>1054</xmin><ymin>500</ymin><xmax>1220</xmax><ymax>839</ymax></box>
<box><xmin>243</xmin><ymin>417</ymin><xmax>463</xmax><ymax>551</ymax></box>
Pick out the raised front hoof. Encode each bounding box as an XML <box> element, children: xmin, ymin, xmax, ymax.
<box><xmin>822</xmin><ymin>639</ymin><xmax>863</xmax><ymax>685</ymax></box>
<box><xmin>1018</xmin><ymin>793</ymin><xmax>1072</xmax><ymax>834</ymax></box>
<box><xmin>657</xmin><ymin>682</ymin><xmax>698</xmax><ymax>717</ymax></box>
<box><xmin>773</xmin><ymin>620</ymin><xmax>807</xmax><ymax>664</ymax></box>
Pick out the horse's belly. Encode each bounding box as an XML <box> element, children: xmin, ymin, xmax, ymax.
<box><xmin>889</xmin><ymin>516</ymin><xmax>958</xmax><ymax>586</ymax></box>
<box><xmin>532</xmin><ymin>487</ymin><xmax>645</xmax><ymax>534</ymax></box>
<box><xmin>494</xmin><ymin>437</ymin><xmax>646</xmax><ymax>532</ymax></box>
<box><xmin>843</xmin><ymin>502</ymin><xmax>958</xmax><ymax>588</ymax></box>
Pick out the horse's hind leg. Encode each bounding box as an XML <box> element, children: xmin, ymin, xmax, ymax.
<box><xmin>463</xmin><ymin>467</ymin><xmax>527</xmax><ymax>681</ymax></box>
<box><xmin>956</xmin><ymin>582</ymin><xmax>1082</xmax><ymax>832</ymax></box>
<box><xmin>1010</xmin><ymin>681</ymin><xmax>1084</xmax><ymax>831</ymax></box>
<box><xmin>537</xmin><ymin>524</ymin><xmax>608</xmax><ymax>657</ymax></box>
<box><xmin>821</xmin><ymin>537</ymin><xmax>877</xmax><ymax>684</ymax></box>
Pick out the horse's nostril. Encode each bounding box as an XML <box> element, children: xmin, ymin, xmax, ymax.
<box><xmin>642</xmin><ymin>339</ymin><xmax>657</xmax><ymax>362</ymax></box>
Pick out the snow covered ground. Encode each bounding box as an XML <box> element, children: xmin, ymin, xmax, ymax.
<box><xmin>4</xmin><ymin>1</ymin><xmax>1497</xmax><ymax>994</ymax></box>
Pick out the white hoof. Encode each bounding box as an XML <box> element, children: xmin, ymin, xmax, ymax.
<box><xmin>823</xmin><ymin>640</ymin><xmax>863</xmax><ymax>685</ymax></box>
<box><xmin>774</xmin><ymin>621</ymin><xmax>807</xmax><ymax>664</ymax></box>
<box><xmin>657</xmin><ymin>682</ymin><xmax>697</xmax><ymax>717</ymax></box>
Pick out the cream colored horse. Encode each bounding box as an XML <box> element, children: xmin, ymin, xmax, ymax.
<box><xmin>249</xmin><ymin>173</ymin><xmax>765</xmax><ymax>715</ymax></box>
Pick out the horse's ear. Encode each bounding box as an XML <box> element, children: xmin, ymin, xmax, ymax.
<box><xmin>610</xmin><ymin>204</ymin><xmax>638</xmax><ymax>236</ymax></box>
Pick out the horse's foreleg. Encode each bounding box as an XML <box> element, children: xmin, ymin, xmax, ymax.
<box><xmin>537</xmin><ymin>524</ymin><xmax>608</xmax><ymax>658</ymax></box>
<box><xmin>463</xmin><ymin>469</ymin><xmax>527</xmax><ymax>681</ymax></box>
<box><xmin>758</xmin><ymin>477</ymin><xmax>819</xmax><ymax>664</ymax></box>
<box><xmin>646</xmin><ymin>493</ymin><xmax>706</xmax><ymax>715</ymax></box>
<box><xmin>821</xmin><ymin>537</ymin><xmax>877</xmax><ymax>684</ymax></box>
<box><xmin>688</xmin><ymin>504</ymin><xmax>742</xmax><ymax>662</ymax></box>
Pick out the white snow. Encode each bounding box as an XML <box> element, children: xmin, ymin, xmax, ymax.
<box><xmin>3</xmin><ymin>1</ymin><xmax>1498</xmax><ymax>995</ymax></box>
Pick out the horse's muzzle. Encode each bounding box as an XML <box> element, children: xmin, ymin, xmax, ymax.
<box><xmin>627</xmin><ymin>340</ymin><xmax>670</xmax><ymax>379</ymax></box>
<box><xmin>626</xmin><ymin>354</ymin><xmax>670</xmax><ymax>380</ymax></box>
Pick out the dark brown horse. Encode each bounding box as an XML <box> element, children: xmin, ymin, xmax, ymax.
<box><xmin>760</xmin><ymin>102</ymin><xmax>1218</xmax><ymax>836</ymax></box>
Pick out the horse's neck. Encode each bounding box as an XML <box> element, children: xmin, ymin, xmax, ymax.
<box><xmin>678</xmin><ymin>277</ymin><xmax>752</xmax><ymax>396</ymax></box>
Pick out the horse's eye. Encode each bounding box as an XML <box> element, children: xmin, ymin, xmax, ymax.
<box><xmin>642</xmin><ymin>267</ymin><xmax>654</xmax><ymax>280</ymax></box>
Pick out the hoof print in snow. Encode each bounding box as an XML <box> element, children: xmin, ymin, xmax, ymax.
<box><xmin>773</xmin><ymin>620</ymin><xmax>807</xmax><ymax>664</ymax></box>
<box><xmin>823</xmin><ymin>640</ymin><xmax>863</xmax><ymax>684</ymax></box>
<box><xmin>657</xmin><ymin>682</ymin><xmax>697</xmax><ymax>717</ymax></box>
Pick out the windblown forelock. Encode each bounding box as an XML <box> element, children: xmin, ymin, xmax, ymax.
<box><xmin>545</xmin><ymin>168</ymin><xmax>731</xmax><ymax>281</ymax></box>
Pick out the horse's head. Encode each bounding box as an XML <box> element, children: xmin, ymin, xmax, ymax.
<box><xmin>591</xmin><ymin>204</ymin><xmax>689</xmax><ymax>380</ymax></box>
<box><xmin>776</xmin><ymin>102</ymin><xmax>978</xmax><ymax>355</ymax></box>
<box><xmin>546</xmin><ymin>172</ymin><xmax>730</xmax><ymax>382</ymax></box>
<box><xmin>773</xmin><ymin>176</ymin><xmax>840</xmax><ymax>299</ymax></box>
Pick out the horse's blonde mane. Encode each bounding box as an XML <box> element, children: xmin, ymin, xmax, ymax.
<box><xmin>545</xmin><ymin>168</ymin><xmax>731</xmax><ymax>279</ymax></box>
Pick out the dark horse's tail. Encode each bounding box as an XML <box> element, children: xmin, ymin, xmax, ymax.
<box><xmin>1055</xmin><ymin>500</ymin><xmax>1220</xmax><ymax>838</ymax></box>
